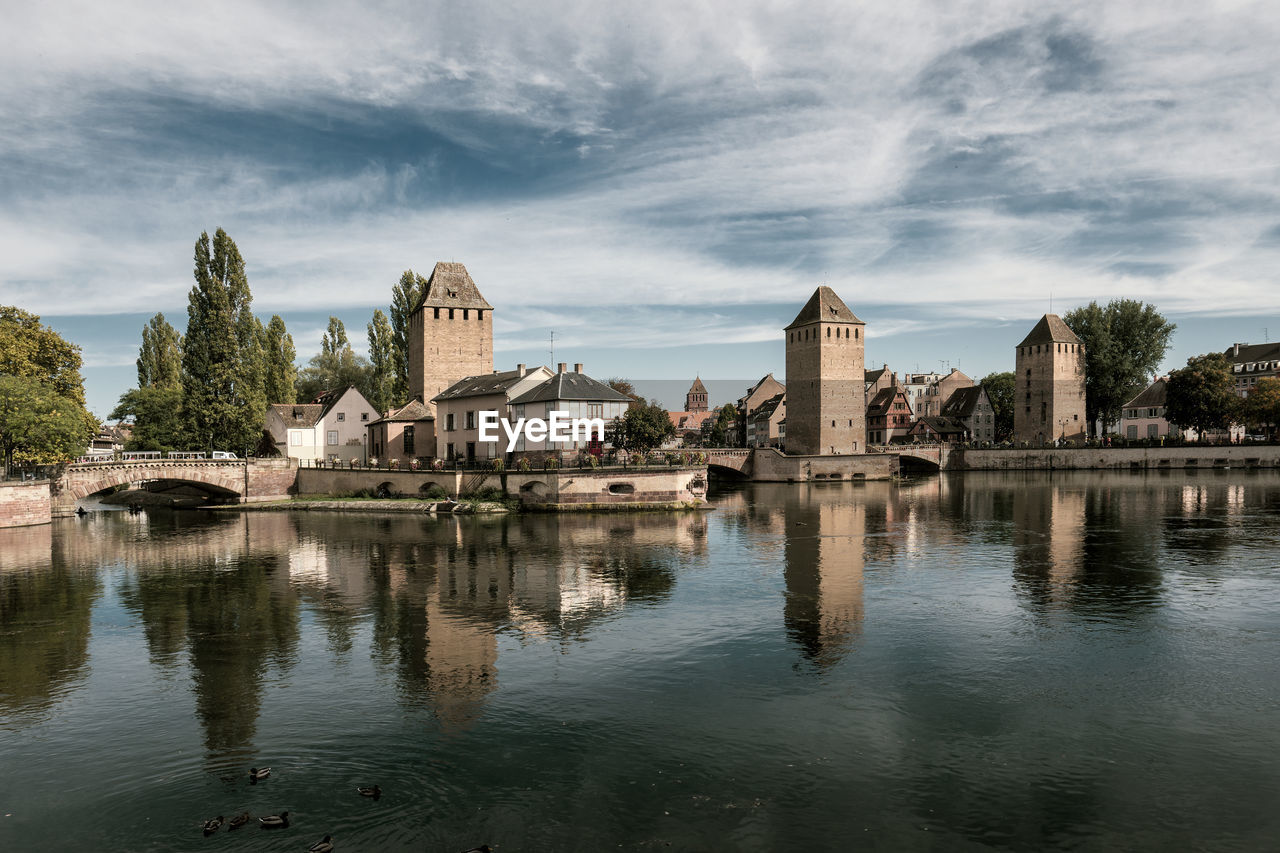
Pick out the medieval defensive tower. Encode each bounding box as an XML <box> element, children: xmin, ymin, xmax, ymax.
<box><xmin>784</xmin><ymin>286</ymin><xmax>866</xmax><ymax>455</ymax></box>
<box><xmin>407</xmin><ymin>262</ymin><xmax>494</xmax><ymax>410</ymax></box>
<box><xmin>1013</xmin><ymin>313</ymin><xmax>1086</xmax><ymax>444</ymax></box>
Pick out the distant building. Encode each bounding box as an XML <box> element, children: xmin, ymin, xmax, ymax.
<box><xmin>685</xmin><ymin>377</ymin><xmax>709</xmax><ymax>412</ymax></box>
<box><xmin>367</xmin><ymin>399</ymin><xmax>436</xmax><ymax>462</ymax></box>
<box><xmin>507</xmin><ymin>364</ymin><xmax>633</xmax><ymax>457</ymax></box>
<box><xmin>905</xmin><ymin>416</ymin><xmax>968</xmax><ymax>444</ymax></box>
<box><xmin>747</xmin><ymin>393</ymin><xmax>786</xmax><ymax>449</ymax></box>
<box><xmin>1119</xmin><ymin>378</ymin><xmax>1179</xmax><ymax>440</ymax></box>
<box><xmin>784</xmin><ymin>286</ymin><xmax>866</xmax><ymax>455</ymax></box>
<box><xmin>916</xmin><ymin>368</ymin><xmax>975</xmax><ymax>418</ymax></box>
<box><xmin>1013</xmin><ymin>314</ymin><xmax>1086</xmax><ymax>444</ymax></box>
<box><xmin>736</xmin><ymin>373</ymin><xmax>786</xmax><ymax>447</ymax></box>
<box><xmin>433</xmin><ymin>365</ymin><xmax>554</xmax><ymax>461</ymax></box>
<box><xmin>668</xmin><ymin>410</ymin><xmax>716</xmax><ymax>446</ymax></box>
<box><xmin>864</xmin><ymin>365</ymin><xmax>894</xmax><ymax>406</ymax></box>
<box><xmin>407</xmin><ymin>262</ymin><xmax>494</xmax><ymax>412</ymax></box>
<box><xmin>1224</xmin><ymin>341</ymin><xmax>1280</xmax><ymax>398</ymax></box>
<box><xmin>866</xmin><ymin>385</ymin><xmax>912</xmax><ymax>445</ymax></box>
<box><xmin>940</xmin><ymin>385</ymin><xmax>996</xmax><ymax>443</ymax></box>
<box><xmin>899</xmin><ymin>371</ymin><xmax>945</xmax><ymax>419</ymax></box>
<box><xmin>266</xmin><ymin>385</ymin><xmax>376</xmax><ymax>462</ymax></box>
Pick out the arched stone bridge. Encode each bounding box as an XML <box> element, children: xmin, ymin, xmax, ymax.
<box><xmin>703</xmin><ymin>445</ymin><xmax>954</xmax><ymax>480</ymax></box>
<box><xmin>51</xmin><ymin>458</ymin><xmax>297</xmax><ymax>517</ymax></box>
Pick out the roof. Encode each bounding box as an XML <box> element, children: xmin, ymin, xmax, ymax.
<box><xmin>414</xmin><ymin>262</ymin><xmax>493</xmax><ymax>312</ymax></box>
<box><xmin>433</xmin><ymin>368</ymin><xmax>539</xmax><ymax>402</ymax></box>
<box><xmin>752</xmin><ymin>393</ymin><xmax>785</xmax><ymax>421</ymax></box>
<box><xmin>1017</xmin><ymin>314</ymin><xmax>1082</xmax><ymax>347</ymax></box>
<box><xmin>785</xmin><ymin>286</ymin><xmax>863</xmax><ymax>329</ymax></box>
<box><xmin>668</xmin><ymin>410</ymin><xmax>716</xmax><ymax>431</ymax></box>
<box><xmin>1123</xmin><ymin>378</ymin><xmax>1168</xmax><ymax>409</ymax></box>
<box><xmin>270</xmin><ymin>403</ymin><xmax>324</xmax><ymax>428</ymax></box>
<box><xmin>940</xmin><ymin>386</ymin><xmax>986</xmax><ymax>418</ymax></box>
<box><xmin>911</xmin><ymin>416</ymin><xmax>967</xmax><ymax>435</ymax></box>
<box><xmin>688</xmin><ymin>376</ymin><xmax>708</xmax><ymax>394</ymax></box>
<box><xmin>376</xmin><ymin>399</ymin><xmax>435</xmax><ymax>423</ymax></box>
<box><xmin>508</xmin><ymin>371</ymin><xmax>634</xmax><ymax>406</ymax></box>
<box><xmin>866</xmin><ymin>386</ymin><xmax>900</xmax><ymax>417</ymax></box>
<box><xmin>1224</xmin><ymin>342</ymin><xmax>1280</xmax><ymax>364</ymax></box>
<box><xmin>865</xmin><ymin>367</ymin><xmax>888</xmax><ymax>385</ymax></box>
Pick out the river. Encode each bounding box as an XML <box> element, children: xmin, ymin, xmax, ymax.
<box><xmin>2</xmin><ymin>471</ymin><xmax>1279</xmax><ymax>851</ymax></box>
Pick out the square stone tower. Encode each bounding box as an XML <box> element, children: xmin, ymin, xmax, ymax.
<box><xmin>784</xmin><ymin>286</ymin><xmax>866</xmax><ymax>455</ymax></box>
<box><xmin>407</xmin><ymin>262</ymin><xmax>494</xmax><ymax>410</ymax></box>
<box><xmin>1013</xmin><ymin>314</ymin><xmax>1086</xmax><ymax>444</ymax></box>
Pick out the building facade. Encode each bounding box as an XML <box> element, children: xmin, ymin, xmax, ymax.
<box><xmin>433</xmin><ymin>365</ymin><xmax>554</xmax><ymax>461</ymax></box>
<box><xmin>784</xmin><ymin>286</ymin><xmax>866</xmax><ymax>455</ymax></box>
<box><xmin>367</xmin><ymin>399</ymin><xmax>436</xmax><ymax>463</ymax></box>
<box><xmin>1013</xmin><ymin>314</ymin><xmax>1086</xmax><ymax>444</ymax></box>
<box><xmin>735</xmin><ymin>373</ymin><xmax>786</xmax><ymax>447</ymax></box>
<box><xmin>407</xmin><ymin>262</ymin><xmax>495</xmax><ymax>411</ymax></box>
<box><xmin>507</xmin><ymin>364</ymin><xmax>634</xmax><ymax>457</ymax></box>
<box><xmin>940</xmin><ymin>385</ymin><xmax>996</xmax><ymax>443</ymax></box>
<box><xmin>266</xmin><ymin>386</ymin><xmax>377</xmax><ymax>463</ymax></box>
<box><xmin>1225</xmin><ymin>341</ymin><xmax>1280</xmax><ymax>398</ymax></box>
<box><xmin>866</xmin><ymin>385</ymin><xmax>912</xmax><ymax>445</ymax></box>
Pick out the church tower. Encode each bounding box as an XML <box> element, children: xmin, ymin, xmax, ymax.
<box><xmin>1013</xmin><ymin>314</ymin><xmax>1086</xmax><ymax>444</ymax></box>
<box><xmin>685</xmin><ymin>377</ymin><xmax>708</xmax><ymax>412</ymax></box>
<box><xmin>784</xmin><ymin>286</ymin><xmax>866</xmax><ymax>455</ymax></box>
<box><xmin>407</xmin><ymin>262</ymin><xmax>494</xmax><ymax>410</ymax></box>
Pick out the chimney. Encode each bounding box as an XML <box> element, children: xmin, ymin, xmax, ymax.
<box><xmin>558</xmin><ymin>362</ymin><xmax>567</xmax><ymax>374</ymax></box>
<box><xmin>574</xmin><ymin>362</ymin><xmax>583</xmax><ymax>374</ymax></box>
<box><xmin>1234</xmin><ymin>343</ymin><xmax>1241</xmax><ymax>356</ymax></box>
<box><xmin>517</xmin><ymin>363</ymin><xmax>526</xmax><ymax>377</ymax></box>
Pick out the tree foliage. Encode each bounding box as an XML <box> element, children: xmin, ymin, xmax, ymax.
<box><xmin>137</xmin><ymin>313</ymin><xmax>183</xmax><ymax>388</ymax></box>
<box><xmin>0</xmin><ymin>376</ymin><xmax>90</xmax><ymax>470</ymax></box>
<box><xmin>366</xmin><ymin>309</ymin><xmax>394</xmax><ymax>416</ymax></box>
<box><xmin>0</xmin><ymin>306</ymin><xmax>89</xmax><ymax>407</ymax></box>
<box><xmin>610</xmin><ymin>398</ymin><xmax>676</xmax><ymax>453</ymax></box>
<box><xmin>181</xmin><ymin>228</ymin><xmax>267</xmax><ymax>453</ymax></box>
<box><xmin>1165</xmin><ymin>353</ymin><xmax>1240</xmax><ymax>438</ymax></box>
<box><xmin>1063</xmin><ymin>300</ymin><xmax>1176</xmax><ymax>434</ymax></box>
<box><xmin>1244</xmin><ymin>377</ymin><xmax>1280</xmax><ymax>437</ymax></box>
<box><xmin>707</xmin><ymin>405</ymin><xmax>738</xmax><ymax>446</ymax></box>
<box><xmin>296</xmin><ymin>316</ymin><xmax>371</xmax><ymax>403</ymax></box>
<box><xmin>606</xmin><ymin>378</ymin><xmax>639</xmax><ymax>401</ymax></box>
<box><xmin>109</xmin><ymin>386</ymin><xmax>184</xmax><ymax>452</ymax></box>
<box><xmin>389</xmin><ymin>270</ymin><xmax>425</xmax><ymax>406</ymax></box>
<box><xmin>980</xmin><ymin>371</ymin><xmax>1015</xmax><ymax>441</ymax></box>
<box><xmin>260</xmin><ymin>314</ymin><xmax>297</xmax><ymax>405</ymax></box>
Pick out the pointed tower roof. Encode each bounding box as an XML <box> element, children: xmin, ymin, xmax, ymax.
<box><xmin>688</xmin><ymin>376</ymin><xmax>707</xmax><ymax>394</ymax></box>
<box><xmin>1017</xmin><ymin>314</ymin><xmax>1081</xmax><ymax>347</ymax></box>
<box><xmin>415</xmin><ymin>262</ymin><xmax>493</xmax><ymax>311</ymax></box>
<box><xmin>785</xmin><ymin>286</ymin><xmax>863</xmax><ymax>329</ymax></box>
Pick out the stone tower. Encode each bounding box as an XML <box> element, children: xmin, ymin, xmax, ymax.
<box><xmin>685</xmin><ymin>377</ymin><xmax>708</xmax><ymax>412</ymax></box>
<box><xmin>784</xmin><ymin>286</ymin><xmax>866</xmax><ymax>455</ymax></box>
<box><xmin>1013</xmin><ymin>314</ymin><xmax>1086</xmax><ymax>444</ymax></box>
<box><xmin>407</xmin><ymin>262</ymin><xmax>494</xmax><ymax>410</ymax></box>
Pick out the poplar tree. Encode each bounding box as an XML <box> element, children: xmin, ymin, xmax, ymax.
<box><xmin>366</xmin><ymin>309</ymin><xmax>394</xmax><ymax>416</ymax></box>
<box><xmin>137</xmin><ymin>313</ymin><xmax>183</xmax><ymax>388</ymax></box>
<box><xmin>389</xmin><ymin>270</ymin><xmax>424</xmax><ymax>405</ymax></box>
<box><xmin>296</xmin><ymin>316</ymin><xmax>371</xmax><ymax>402</ymax></box>
<box><xmin>261</xmin><ymin>314</ymin><xmax>297</xmax><ymax>404</ymax></box>
<box><xmin>181</xmin><ymin>228</ymin><xmax>266</xmax><ymax>453</ymax></box>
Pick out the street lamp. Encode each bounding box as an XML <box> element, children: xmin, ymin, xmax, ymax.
<box><xmin>1059</xmin><ymin>417</ymin><xmax>1070</xmax><ymax>444</ymax></box>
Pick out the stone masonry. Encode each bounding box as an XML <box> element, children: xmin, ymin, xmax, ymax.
<box><xmin>408</xmin><ymin>262</ymin><xmax>494</xmax><ymax>413</ymax></box>
<box><xmin>784</xmin><ymin>286</ymin><xmax>866</xmax><ymax>455</ymax></box>
<box><xmin>0</xmin><ymin>481</ymin><xmax>53</xmax><ymax>528</ymax></box>
<box><xmin>1013</xmin><ymin>314</ymin><xmax>1087</xmax><ymax>443</ymax></box>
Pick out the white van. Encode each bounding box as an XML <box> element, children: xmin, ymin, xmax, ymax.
<box><xmin>210</xmin><ymin>451</ymin><xmax>238</xmax><ymax>460</ymax></box>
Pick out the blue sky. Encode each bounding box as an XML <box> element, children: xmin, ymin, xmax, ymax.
<box><xmin>3</xmin><ymin>1</ymin><xmax>1278</xmax><ymax>417</ymax></box>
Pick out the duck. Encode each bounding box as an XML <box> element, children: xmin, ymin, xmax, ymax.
<box><xmin>202</xmin><ymin>816</ymin><xmax>224</xmax><ymax>835</ymax></box>
<box><xmin>228</xmin><ymin>812</ymin><xmax>250</xmax><ymax>830</ymax></box>
<box><xmin>309</xmin><ymin>835</ymin><xmax>335</xmax><ymax>853</ymax></box>
<box><xmin>259</xmin><ymin>811</ymin><xmax>289</xmax><ymax>828</ymax></box>
<box><xmin>356</xmin><ymin>785</ymin><xmax>381</xmax><ymax>799</ymax></box>
<box><xmin>249</xmin><ymin>766</ymin><xmax>271</xmax><ymax>782</ymax></box>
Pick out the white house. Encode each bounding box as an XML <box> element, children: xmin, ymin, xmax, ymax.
<box><xmin>266</xmin><ymin>386</ymin><xmax>378</xmax><ymax>463</ymax></box>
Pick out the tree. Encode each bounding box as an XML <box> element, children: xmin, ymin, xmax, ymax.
<box><xmin>1244</xmin><ymin>377</ymin><xmax>1280</xmax><ymax>439</ymax></box>
<box><xmin>260</xmin><ymin>315</ymin><xmax>297</xmax><ymax>404</ymax></box>
<box><xmin>0</xmin><ymin>306</ymin><xmax>89</xmax><ymax>407</ymax></box>
<box><xmin>1165</xmin><ymin>353</ymin><xmax>1240</xmax><ymax>439</ymax></box>
<box><xmin>137</xmin><ymin>313</ymin><xmax>183</xmax><ymax>389</ymax></box>
<box><xmin>0</xmin><ymin>376</ymin><xmax>89</xmax><ymax>471</ymax></box>
<box><xmin>1063</xmin><ymin>300</ymin><xmax>1176</xmax><ymax>435</ymax></box>
<box><xmin>389</xmin><ymin>270</ymin><xmax>425</xmax><ymax>406</ymax></box>
<box><xmin>980</xmin><ymin>371</ymin><xmax>1015</xmax><ymax>441</ymax></box>
<box><xmin>181</xmin><ymin>228</ymin><xmax>267</xmax><ymax>453</ymax></box>
<box><xmin>296</xmin><ymin>316</ymin><xmax>371</xmax><ymax>403</ymax></box>
<box><xmin>707</xmin><ymin>405</ymin><xmax>738</xmax><ymax>446</ymax></box>
<box><xmin>109</xmin><ymin>386</ymin><xmax>184</xmax><ymax>452</ymax></box>
<box><xmin>366</xmin><ymin>309</ymin><xmax>394</xmax><ymax>416</ymax></box>
<box><xmin>606</xmin><ymin>378</ymin><xmax>640</xmax><ymax>401</ymax></box>
<box><xmin>610</xmin><ymin>398</ymin><xmax>675</xmax><ymax>453</ymax></box>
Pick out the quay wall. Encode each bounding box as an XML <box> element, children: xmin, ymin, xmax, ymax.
<box><xmin>750</xmin><ymin>448</ymin><xmax>897</xmax><ymax>482</ymax></box>
<box><xmin>0</xmin><ymin>481</ymin><xmax>52</xmax><ymax>528</ymax></box>
<box><xmin>950</xmin><ymin>445</ymin><xmax>1280</xmax><ymax>471</ymax></box>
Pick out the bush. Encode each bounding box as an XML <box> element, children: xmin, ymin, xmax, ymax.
<box><xmin>420</xmin><ymin>482</ymin><xmax>449</xmax><ymax>500</ymax></box>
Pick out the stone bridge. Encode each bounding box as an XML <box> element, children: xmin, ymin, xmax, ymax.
<box><xmin>705</xmin><ymin>448</ymin><xmax>754</xmax><ymax>476</ymax></box>
<box><xmin>874</xmin><ymin>443</ymin><xmax>953</xmax><ymax>471</ymax></box>
<box><xmin>51</xmin><ymin>458</ymin><xmax>297</xmax><ymax>517</ymax></box>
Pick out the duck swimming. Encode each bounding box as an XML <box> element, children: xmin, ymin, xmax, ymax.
<box><xmin>202</xmin><ymin>816</ymin><xmax>224</xmax><ymax>835</ymax></box>
<box><xmin>309</xmin><ymin>834</ymin><xmax>335</xmax><ymax>853</ymax></box>
<box><xmin>228</xmin><ymin>812</ymin><xmax>250</xmax><ymax>830</ymax></box>
<box><xmin>248</xmin><ymin>767</ymin><xmax>271</xmax><ymax>782</ymax></box>
<box><xmin>259</xmin><ymin>811</ymin><xmax>289</xmax><ymax>828</ymax></box>
<box><xmin>356</xmin><ymin>785</ymin><xmax>381</xmax><ymax>799</ymax></box>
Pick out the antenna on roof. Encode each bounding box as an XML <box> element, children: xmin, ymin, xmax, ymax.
<box><xmin>549</xmin><ymin>330</ymin><xmax>555</xmax><ymax>364</ymax></box>
<box><xmin>1049</xmin><ymin>290</ymin><xmax>1053</xmax><ymax>314</ymax></box>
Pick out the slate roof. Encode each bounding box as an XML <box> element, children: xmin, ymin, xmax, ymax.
<box><xmin>414</xmin><ymin>262</ymin><xmax>493</xmax><ymax>312</ymax></box>
<box><xmin>1017</xmin><ymin>314</ymin><xmax>1082</xmax><ymax>347</ymax></box>
<box><xmin>751</xmin><ymin>393</ymin><xmax>785</xmax><ymax>421</ymax></box>
<box><xmin>866</xmin><ymin>386</ymin><xmax>898</xmax><ymax>417</ymax></box>
<box><xmin>865</xmin><ymin>367</ymin><xmax>888</xmax><ymax>385</ymax></box>
<box><xmin>785</xmin><ymin>286</ymin><xmax>863</xmax><ymax>329</ymax></box>
<box><xmin>508</xmin><ymin>371</ymin><xmax>634</xmax><ymax>405</ymax></box>
<box><xmin>1123</xmin><ymin>378</ymin><xmax>1168</xmax><ymax>409</ymax></box>
<box><xmin>1224</xmin><ymin>342</ymin><xmax>1280</xmax><ymax>365</ymax></box>
<box><xmin>911</xmin><ymin>416</ymin><xmax>968</xmax><ymax>436</ymax></box>
<box><xmin>269</xmin><ymin>403</ymin><xmax>324</xmax><ymax>428</ymax></box>
<box><xmin>433</xmin><ymin>368</ymin><xmax>538</xmax><ymax>402</ymax></box>
<box><xmin>940</xmin><ymin>386</ymin><xmax>986</xmax><ymax>419</ymax></box>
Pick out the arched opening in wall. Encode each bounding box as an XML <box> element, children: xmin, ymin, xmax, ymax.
<box><xmin>81</xmin><ymin>477</ymin><xmax>240</xmax><ymax>509</ymax></box>
<box><xmin>519</xmin><ymin>480</ymin><xmax>549</xmax><ymax>498</ymax></box>
<box><xmin>607</xmin><ymin>482</ymin><xmax>636</xmax><ymax>495</ymax></box>
<box><xmin>376</xmin><ymin>481</ymin><xmax>396</xmax><ymax>498</ymax></box>
<box><xmin>419</xmin><ymin>481</ymin><xmax>449</xmax><ymax>499</ymax></box>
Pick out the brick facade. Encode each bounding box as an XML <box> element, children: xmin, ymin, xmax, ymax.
<box><xmin>407</xmin><ymin>262</ymin><xmax>494</xmax><ymax>411</ymax></box>
<box><xmin>0</xmin><ymin>481</ymin><xmax>52</xmax><ymax>528</ymax></box>
<box><xmin>784</xmin><ymin>287</ymin><xmax>866</xmax><ymax>455</ymax></box>
<box><xmin>1013</xmin><ymin>314</ymin><xmax>1087</xmax><ymax>444</ymax></box>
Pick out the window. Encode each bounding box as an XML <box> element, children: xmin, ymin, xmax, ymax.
<box><xmin>446</xmin><ymin>442</ymin><xmax>455</xmax><ymax>459</ymax></box>
<box><xmin>361</xmin><ymin>412</ymin><xmax>369</xmax><ymax>421</ymax></box>
<box><xmin>466</xmin><ymin>410</ymin><xmax>475</xmax><ymax>430</ymax></box>
<box><xmin>336</xmin><ymin>412</ymin><xmax>345</xmax><ymax>421</ymax></box>
<box><xmin>445</xmin><ymin>413</ymin><xmax>455</xmax><ymax>431</ymax></box>
<box><xmin>1147</xmin><ymin>423</ymin><xmax>1158</xmax><ymax>438</ymax></box>
<box><xmin>463</xmin><ymin>309</ymin><xmax>469</xmax><ymax>320</ymax></box>
<box><xmin>449</xmin><ymin>308</ymin><xmax>455</xmax><ymax>319</ymax></box>
<box><xmin>289</xmin><ymin>431</ymin><xmax>301</xmax><ymax>446</ymax></box>
<box><xmin>434</xmin><ymin>307</ymin><xmax>440</xmax><ymax>319</ymax></box>
<box><xmin>327</xmin><ymin>430</ymin><xmax>339</xmax><ymax>446</ymax></box>
<box><xmin>403</xmin><ymin>426</ymin><xmax>415</xmax><ymax>455</ymax></box>
<box><xmin>588</xmin><ymin>403</ymin><xmax>602</xmax><ymax>418</ymax></box>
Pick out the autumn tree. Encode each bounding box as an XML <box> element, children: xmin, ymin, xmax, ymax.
<box><xmin>1244</xmin><ymin>377</ymin><xmax>1280</xmax><ymax>439</ymax></box>
<box><xmin>366</xmin><ymin>309</ymin><xmax>394</xmax><ymax>416</ymax></box>
<box><xmin>181</xmin><ymin>228</ymin><xmax>267</xmax><ymax>453</ymax></box>
<box><xmin>260</xmin><ymin>315</ymin><xmax>297</xmax><ymax>404</ymax></box>
<box><xmin>0</xmin><ymin>376</ymin><xmax>90</xmax><ymax>471</ymax></box>
<box><xmin>137</xmin><ymin>313</ymin><xmax>183</xmax><ymax>388</ymax></box>
<box><xmin>1063</xmin><ymin>300</ymin><xmax>1176</xmax><ymax>435</ymax></box>
<box><xmin>389</xmin><ymin>270</ymin><xmax>425</xmax><ymax>406</ymax></box>
<box><xmin>980</xmin><ymin>371</ymin><xmax>1015</xmax><ymax>441</ymax></box>
<box><xmin>1164</xmin><ymin>353</ymin><xmax>1240</xmax><ymax>439</ymax></box>
<box><xmin>606</xmin><ymin>378</ymin><xmax>639</xmax><ymax>401</ymax></box>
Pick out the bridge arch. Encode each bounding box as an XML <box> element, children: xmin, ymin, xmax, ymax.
<box><xmin>63</xmin><ymin>463</ymin><xmax>246</xmax><ymax>503</ymax></box>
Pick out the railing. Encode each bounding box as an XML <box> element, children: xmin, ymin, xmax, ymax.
<box><xmin>2</xmin><ymin>463</ymin><xmax>63</xmax><ymax>483</ymax></box>
<box><xmin>71</xmin><ymin>451</ymin><xmax>243</xmax><ymax>464</ymax></box>
<box><xmin>298</xmin><ymin>451</ymin><xmax>711</xmax><ymax>473</ymax></box>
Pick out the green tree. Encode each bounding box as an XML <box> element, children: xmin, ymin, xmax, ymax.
<box><xmin>296</xmin><ymin>316</ymin><xmax>371</xmax><ymax>403</ymax></box>
<box><xmin>606</xmin><ymin>378</ymin><xmax>640</xmax><ymax>401</ymax></box>
<box><xmin>136</xmin><ymin>313</ymin><xmax>183</xmax><ymax>388</ymax></box>
<box><xmin>1063</xmin><ymin>300</ymin><xmax>1176</xmax><ymax>435</ymax></box>
<box><xmin>389</xmin><ymin>270</ymin><xmax>425</xmax><ymax>406</ymax></box>
<box><xmin>366</xmin><ymin>309</ymin><xmax>394</xmax><ymax>416</ymax></box>
<box><xmin>0</xmin><ymin>306</ymin><xmax>89</xmax><ymax>408</ymax></box>
<box><xmin>1244</xmin><ymin>377</ymin><xmax>1280</xmax><ymax>439</ymax></box>
<box><xmin>109</xmin><ymin>386</ymin><xmax>184</xmax><ymax>452</ymax></box>
<box><xmin>707</xmin><ymin>405</ymin><xmax>738</xmax><ymax>446</ymax></box>
<box><xmin>610</xmin><ymin>398</ymin><xmax>676</xmax><ymax>453</ymax></box>
<box><xmin>980</xmin><ymin>371</ymin><xmax>1015</xmax><ymax>441</ymax></box>
<box><xmin>260</xmin><ymin>315</ymin><xmax>297</xmax><ymax>404</ymax></box>
<box><xmin>181</xmin><ymin>228</ymin><xmax>267</xmax><ymax>453</ymax></box>
<box><xmin>0</xmin><ymin>376</ymin><xmax>90</xmax><ymax>471</ymax></box>
<box><xmin>1165</xmin><ymin>353</ymin><xmax>1240</xmax><ymax>439</ymax></box>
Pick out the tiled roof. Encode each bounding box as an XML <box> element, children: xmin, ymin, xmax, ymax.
<box><xmin>668</xmin><ymin>410</ymin><xmax>716</xmax><ymax>430</ymax></box>
<box><xmin>508</xmin><ymin>371</ymin><xmax>634</xmax><ymax>405</ymax></box>
<box><xmin>941</xmin><ymin>386</ymin><xmax>985</xmax><ymax>418</ymax></box>
<box><xmin>785</xmin><ymin>286</ymin><xmax>863</xmax><ymax>329</ymax></box>
<box><xmin>433</xmin><ymin>368</ymin><xmax>537</xmax><ymax>402</ymax></box>
<box><xmin>912</xmin><ymin>416</ymin><xmax>967</xmax><ymax>435</ymax></box>
<box><xmin>1017</xmin><ymin>314</ymin><xmax>1082</xmax><ymax>347</ymax></box>
<box><xmin>752</xmin><ymin>393</ymin><xmax>785</xmax><ymax>421</ymax></box>
<box><xmin>866</xmin><ymin>386</ymin><xmax>898</xmax><ymax>416</ymax></box>
<box><xmin>270</xmin><ymin>403</ymin><xmax>324</xmax><ymax>428</ymax></box>
<box><xmin>1123</xmin><ymin>378</ymin><xmax>1167</xmax><ymax>409</ymax></box>
<box><xmin>377</xmin><ymin>399</ymin><xmax>435</xmax><ymax>423</ymax></box>
<box><xmin>865</xmin><ymin>367</ymin><xmax>888</xmax><ymax>385</ymax></box>
<box><xmin>1224</xmin><ymin>342</ymin><xmax>1280</xmax><ymax>364</ymax></box>
<box><xmin>414</xmin><ymin>262</ymin><xmax>493</xmax><ymax>312</ymax></box>
<box><xmin>688</xmin><ymin>376</ymin><xmax>708</xmax><ymax>394</ymax></box>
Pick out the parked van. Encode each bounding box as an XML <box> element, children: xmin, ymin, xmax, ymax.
<box><xmin>210</xmin><ymin>451</ymin><xmax>238</xmax><ymax>460</ymax></box>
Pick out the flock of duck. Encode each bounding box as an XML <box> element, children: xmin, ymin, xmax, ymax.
<box><xmin>199</xmin><ymin>766</ymin><xmax>490</xmax><ymax>852</ymax></box>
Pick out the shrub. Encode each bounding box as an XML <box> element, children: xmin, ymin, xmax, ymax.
<box><xmin>420</xmin><ymin>483</ymin><xmax>448</xmax><ymax>500</ymax></box>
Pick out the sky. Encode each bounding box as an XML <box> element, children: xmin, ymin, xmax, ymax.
<box><xmin>2</xmin><ymin>1</ymin><xmax>1278</xmax><ymax>417</ymax></box>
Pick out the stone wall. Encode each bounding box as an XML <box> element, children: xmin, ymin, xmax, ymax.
<box><xmin>785</xmin><ymin>320</ymin><xmax>865</xmax><ymax>455</ymax></box>
<box><xmin>244</xmin><ymin>458</ymin><xmax>299</xmax><ymax>502</ymax></box>
<box><xmin>1014</xmin><ymin>341</ymin><xmax>1086</xmax><ymax>443</ymax></box>
<box><xmin>749</xmin><ymin>448</ymin><xmax>895</xmax><ymax>481</ymax></box>
<box><xmin>407</xmin><ymin>304</ymin><xmax>493</xmax><ymax>411</ymax></box>
<box><xmin>0</xmin><ymin>481</ymin><xmax>52</xmax><ymax>528</ymax></box>
<box><xmin>951</xmin><ymin>445</ymin><xmax>1280</xmax><ymax>471</ymax></box>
